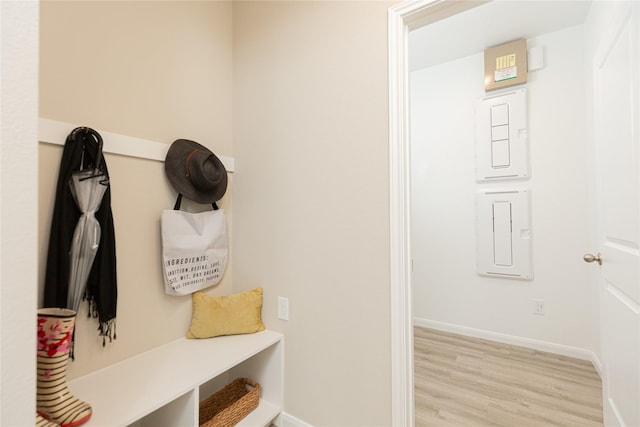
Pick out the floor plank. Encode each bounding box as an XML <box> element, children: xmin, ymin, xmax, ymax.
<box><xmin>414</xmin><ymin>327</ymin><xmax>603</xmax><ymax>426</ymax></box>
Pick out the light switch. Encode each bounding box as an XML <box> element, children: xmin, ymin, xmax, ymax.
<box><xmin>277</xmin><ymin>296</ymin><xmax>289</xmax><ymax>321</ymax></box>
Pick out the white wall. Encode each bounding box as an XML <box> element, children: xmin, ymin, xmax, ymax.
<box><xmin>411</xmin><ymin>25</ymin><xmax>596</xmax><ymax>353</ymax></box>
<box><xmin>0</xmin><ymin>1</ymin><xmax>39</xmax><ymax>425</ymax></box>
<box><xmin>232</xmin><ymin>2</ymin><xmax>394</xmax><ymax>425</ymax></box>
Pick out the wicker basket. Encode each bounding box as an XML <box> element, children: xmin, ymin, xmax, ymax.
<box><xmin>199</xmin><ymin>378</ymin><xmax>260</xmax><ymax>427</ymax></box>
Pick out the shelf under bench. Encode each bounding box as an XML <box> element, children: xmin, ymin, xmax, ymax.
<box><xmin>67</xmin><ymin>330</ymin><xmax>283</xmax><ymax>427</ymax></box>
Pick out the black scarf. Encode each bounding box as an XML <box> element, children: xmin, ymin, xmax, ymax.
<box><xmin>43</xmin><ymin>128</ymin><xmax>117</xmax><ymax>346</ymax></box>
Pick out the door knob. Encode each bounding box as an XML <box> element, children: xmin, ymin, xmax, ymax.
<box><xmin>583</xmin><ymin>253</ymin><xmax>602</xmax><ymax>265</ymax></box>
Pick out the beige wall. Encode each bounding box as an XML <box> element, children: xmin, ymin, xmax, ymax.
<box><xmin>39</xmin><ymin>1</ymin><xmax>234</xmax><ymax>379</ymax></box>
<box><xmin>40</xmin><ymin>1</ymin><xmax>233</xmax><ymax>147</ymax></box>
<box><xmin>39</xmin><ymin>1</ymin><xmax>394</xmax><ymax>424</ymax></box>
<box><xmin>233</xmin><ymin>2</ymin><xmax>394</xmax><ymax>425</ymax></box>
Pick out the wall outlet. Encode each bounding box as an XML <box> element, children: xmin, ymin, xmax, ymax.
<box><xmin>533</xmin><ymin>298</ymin><xmax>545</xmax><ymax>315</ymax></box>
<box><xmin>277</xmin><ymin>296</ymin><xmax>289</xmax><ymax>321</ymax></box>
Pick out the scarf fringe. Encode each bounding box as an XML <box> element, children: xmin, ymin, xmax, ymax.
<box><xmin>68</xmin><ymin>300</ymin><xmax>116</xmax><ymax>361</ymax></box>
<box><xmin>98</xmin><ymin>318</ymin><xmax>117</xmax><ymax>347</ymax></box>
<box><xmin>87</xmin><ymin>297</ymin><xmax>117</xmax><ymax>347</ymax></box>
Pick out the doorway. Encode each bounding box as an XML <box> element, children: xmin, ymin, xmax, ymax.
<box><xmin>409</xmin><ymin>2</ymin><xmax>594</xmax><ymax>357</ymax></box>
<box><xmin>389</xmin><ymin>1</ymin><xmax>640</xmax><ymax>425</ymax></box>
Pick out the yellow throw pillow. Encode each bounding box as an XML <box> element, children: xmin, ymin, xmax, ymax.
<box><xmin>186</xmin><ymin>287</ymin><xmax>266</xmax><ymax>339</ymax></box>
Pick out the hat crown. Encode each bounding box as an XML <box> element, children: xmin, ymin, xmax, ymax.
<box><xmin>187</xmin><ymin>150</ymin><xmax>225</xmax><ymax>191</ymax></box>
<box><xmin>165</xmin><ymin>139</ymin><xmax>228</xmax><ymax>204</ymax></box>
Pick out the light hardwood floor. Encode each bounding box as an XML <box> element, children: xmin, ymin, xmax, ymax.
<box><xmin>414</xmin><ymin>327</ymin><xmax>603</xmax><ymax>427</ymax></box>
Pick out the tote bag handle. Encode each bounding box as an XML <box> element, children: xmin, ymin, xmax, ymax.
<box><xmin>173</xmin><ymin>194</ymin><xmax>218</xmax><ymax>211</ymax></box>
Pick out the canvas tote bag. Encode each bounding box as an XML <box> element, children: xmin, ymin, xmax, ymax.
<box><xmin>161</xmin><ymin>195</ymin><xmax>227</xmax><ymax>295</ymax></box>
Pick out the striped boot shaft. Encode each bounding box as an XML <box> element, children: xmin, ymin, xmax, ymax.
<box><xmin>36</xmin><ymin>413</ymin><xmax>60</xmax><ymax>426</ymax></box>
<box><xmin>37</xmin><ymin>308</ymin><xmax>92</xmax><ymax>427</ymax></box>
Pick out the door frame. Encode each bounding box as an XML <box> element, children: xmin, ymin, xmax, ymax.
<box><xmin>0</xmin><ymin>1</ymin><xmax>40</xmax><ymax>424</ymax></box>
<box><xmin>388</xmin><ymin>1</ymin><xmax>488</xmax><ymax>424</ymax></box>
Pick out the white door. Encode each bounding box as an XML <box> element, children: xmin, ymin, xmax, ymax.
<box><xmin>591</xmin><ymin>2</ymin><xmax>640</xmax><ymax>426</ymax></box>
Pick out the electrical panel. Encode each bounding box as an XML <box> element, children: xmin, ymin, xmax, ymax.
<box><xmin>475</xmin><ymin>89</ymin><xmax>529</xmax><ymax>181</ymax></box>
<box><xmin>476</xmin><ymin>188</ymin><xmax>532</xmax><ymax>280</ymax></box>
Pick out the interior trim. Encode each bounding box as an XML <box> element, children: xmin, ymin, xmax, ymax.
<box><xmin>389</xmin><ymin>1</ymin><xmax>492</xmax><ymax>425</ymax></box>
<box><xmin>38</xmin><ymin>117</ymin><xmax>235</xmax><ymax>172</ymax></box>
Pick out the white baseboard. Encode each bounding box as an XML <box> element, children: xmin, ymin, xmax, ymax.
<box><xmin>414</xmin><ymin>317</ymin><xmax>602</xmax><ymax>376</ymax></box>
<box><xmin>280</xmin><ymin>411</ymin><xmax>314</xmax><ymax>427</ymax></box>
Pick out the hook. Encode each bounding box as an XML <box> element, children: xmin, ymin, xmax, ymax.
<box><xmin>70</xmin><ymin>126</ymin><xmax>104</xmax><ymax>170</ymax></box>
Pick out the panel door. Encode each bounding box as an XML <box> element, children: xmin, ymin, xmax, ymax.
<box><xmin>593</xmin><ymin>3</ymin><xmax>640</xmax><ymax>426</ymax></box>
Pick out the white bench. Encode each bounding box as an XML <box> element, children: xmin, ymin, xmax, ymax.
<box><xmin>68</xmin><ymin>330</ymin><xmax>283</xmax><ymax>427</ymax></box>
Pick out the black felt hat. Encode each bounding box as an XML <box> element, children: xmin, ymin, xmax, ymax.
<box><xmin>165</xmin><ymin>139</ymin><xmax>228</xmax><ymax>204</ymax></box>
